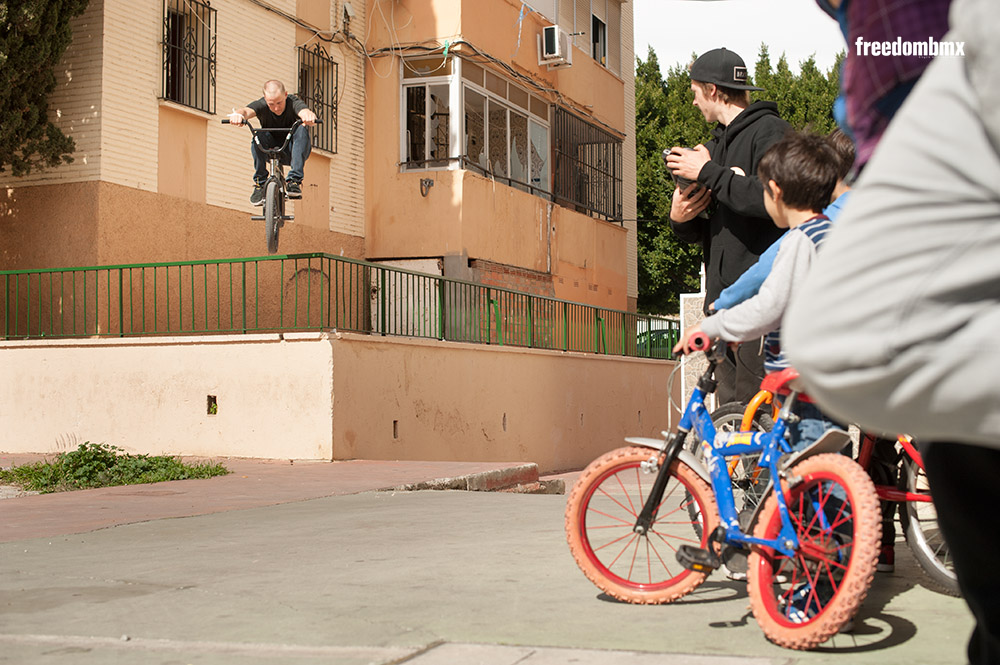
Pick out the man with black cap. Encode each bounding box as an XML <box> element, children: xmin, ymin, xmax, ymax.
<box><xmin>665</xmin><ymin>47</ymin><xmax>789</xmax><ymax>404</ymax></box>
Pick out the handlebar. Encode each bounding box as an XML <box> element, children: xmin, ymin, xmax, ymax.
<box><xmin>221</xmin><ymin>119</ymin><xmax>323</xmax><ymax>126</ymax></box>
<box><xmin>222</xmin><ymin>118</ymin><xmax>321</xmax><ymax>155</ymax></box>
<box><xmin>688</xmin><ymin>332</ymin><xmax>712</xmax><ymax>352</ymax></box>
<box><xmin>672</xmin><ymin>331</ymin><xmax>724</xmax><ymax>361</ymax></box>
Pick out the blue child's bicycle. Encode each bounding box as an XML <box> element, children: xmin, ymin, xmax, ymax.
<box><xmin>565</xmin><ymin>338</ymin><xmax>881</xmax><ymax>649</ymax></box>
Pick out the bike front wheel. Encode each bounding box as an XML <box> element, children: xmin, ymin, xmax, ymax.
<box><xmin>264</xmin><ymin>180</ymin><xmax>281</xmax><ymax>254</ymax></box>
<box><xmin>898</xmin><ymin>457</ymin><xmax>960</xmax><ymax>596</ymax></box>
<box><xmin>747</xmin><ymin>453</ymin><xmax>880</xmax><ymax>649</ymax></box>
<box><xmin>565</xmin><ymin>446</ymin><xmax>719</xmax><ymax>604</ymax></box>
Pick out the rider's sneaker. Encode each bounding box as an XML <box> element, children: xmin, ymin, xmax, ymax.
<box><xmin>786</xmin><ymin>583</ymin><xmax>815</xmax><ymax>623</ymax></box>
<box><xmin>877</xmin><ymin>544</ymin><xmax>895</xmax><ymax>572</ymax></box>
<box><xmin>250</xmin><ymin>185</ymin><xmax>264</xmax><ymax>206</ymax></box>
<box><xmin>786</xmin><ymin>582</ymin><xmax>833</xmax><ymax>622</ymax></box>
<box><xmin>286</xmin><ymin>180</ymin><xmax>302</xmax><ymax>199</ymax></box>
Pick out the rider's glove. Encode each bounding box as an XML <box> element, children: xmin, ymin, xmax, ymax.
<box><xmin>228</xmin><ymin>108</ymin><xmax>244</xmax><ymax>125</ymax></box>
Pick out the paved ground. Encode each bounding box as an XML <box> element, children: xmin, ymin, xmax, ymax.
<box><xmin>0</xmin><ymin>455</ymin><xmax>976</xmax><ymax>664</ymax></box>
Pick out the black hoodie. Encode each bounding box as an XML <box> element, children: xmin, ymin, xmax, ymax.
<box><xmin>670</xmin><ymin>101</ymin><xmax>790</xmax><ymax>309</ymax></box>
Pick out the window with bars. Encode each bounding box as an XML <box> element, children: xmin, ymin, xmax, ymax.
<box><xmin>553</xmin><ymin>107</ymin><xmax>622</xmax><ymax>223</ymax></box>
<box><xmin>297</xmin><ymin>44</ymin><xmax>339</xmax><ymax>154</ymax></box>
<box><xmin>161</xmin><ymin>0</ymin><xmax>217</xmax><ymax>113</ymax></box>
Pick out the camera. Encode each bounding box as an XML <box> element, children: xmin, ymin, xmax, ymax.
<box><xmin>663</xmin><ymin>147</ymin><xmax>700</xmax><ymax>192</ymax></box>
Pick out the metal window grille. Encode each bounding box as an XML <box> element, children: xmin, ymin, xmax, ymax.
<box><xmin>553</xmin><ymin>107</ymin><xmax>623</xmax><ymax>224</ymax></box>
<box><xmin>161</xmin><ymin>0</ymin><xmax>217</xmax><ymax>114</ymax></box>
<box><xmin>297</xmin><ymin>44</ymin><xmax>339</xmax><ymax>154</ymax></box>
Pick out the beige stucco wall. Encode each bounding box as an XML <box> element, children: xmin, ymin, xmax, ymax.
<box><xmin>331</xmin><ymin>333</ymin><xmax>679</xmax><ymax>472</ymax></box>
<box><xmin>0</xmin><ymin>333</ymin><xmax>335</xmax><ymax>460</ymax></box>
<box><xmin>0</xmin><ymin>332</ymin><xmax>679</xmax><ymax>472</ymax></box>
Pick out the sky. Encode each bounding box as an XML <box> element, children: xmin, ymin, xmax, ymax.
<box><xmin>633</xmin><ymin>0</ymin><xmax>847</xmax><ymax>76</ymax></box>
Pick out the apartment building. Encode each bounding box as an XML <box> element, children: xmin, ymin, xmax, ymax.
<box><xmin>0</xmin><ymin>0</ymin><xmax>637</xmax><ymax>311</ymax></box>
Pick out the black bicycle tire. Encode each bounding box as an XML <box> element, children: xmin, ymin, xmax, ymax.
<box><xmin>898</xmin><ymin>457</ymin><xmax>961</xmax><ymax>597</ymax></box>
<box><xmin>265</xmin><ymin>180</ymin><xmax>280</xmax><ymax>255</ymax></box>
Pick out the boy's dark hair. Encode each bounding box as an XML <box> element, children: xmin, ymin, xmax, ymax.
<box><xmin>825</xmin><ymin>128</ymin><xmax>856</xmax><ymax>181</ymax></box>
<box><xmin>758</xmin><ymin>130</ymin><xmax>839</xmax><ymax>213</ymax></box>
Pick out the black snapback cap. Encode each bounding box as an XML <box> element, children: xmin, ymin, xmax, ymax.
<box><xmin>689</xmin><ymin>48</ymin><xmax>763</xmax><ymax>91</ymax></box>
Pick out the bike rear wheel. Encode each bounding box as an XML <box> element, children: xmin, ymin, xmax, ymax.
<box><xmin>687</xmin><ymin>401</ymin><xmax>774</xmax><ymax>514</ymax></box>
<box><xmin>747</xmin><ymin>453</ymin><xmax>880</xmax><ymax>649</ymax></box>
<box><xmin>565</xmin><ymin>446</ymin><xmax>719</xmax><ymax>604</ymax></box>
<box><xmin>264</xmin><ymin>180</ymin><xmax>281</xmax><ymax>254</ymax></box>
<box><xmin>898</xmin><ymin>457</ymin><xmax>960</xmax><ymax>596</ymax></box>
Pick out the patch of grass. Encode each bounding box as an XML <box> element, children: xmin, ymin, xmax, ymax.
<box><xmin>0</xmin><ymin>442</ymin><xmax>229</xmax><ymax>493</ymax></box>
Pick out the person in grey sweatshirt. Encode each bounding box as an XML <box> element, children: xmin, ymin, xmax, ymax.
<box><xmin>784</xmin><ymin>1</ymin><xmax>1000</xmax><ymax>661</ymax></box>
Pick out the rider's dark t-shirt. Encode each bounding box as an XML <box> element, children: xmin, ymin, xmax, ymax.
<box><xmin>247</xmin><ymin>94</ymin><xmax>308</xmax><ymax>128</ymax></box>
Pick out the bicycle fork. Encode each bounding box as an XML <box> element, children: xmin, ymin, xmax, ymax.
<box><xmin>633</xmin><ymin>429</ymin><xmax>688</xmax><ymax>536</ymax></box>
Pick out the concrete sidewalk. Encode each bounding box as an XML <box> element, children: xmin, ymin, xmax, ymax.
<box><xmin>0</xmin><ymin>453</ymin><xmax>547</xmax><ymax>542</ymax></box>
<box><xmin>0</xmin><ymin>455</ymin><xmax>976</xmax><ymax>665</ymax></box>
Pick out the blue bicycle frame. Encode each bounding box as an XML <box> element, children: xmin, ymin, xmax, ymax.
<box><xmin>679</xmin><ymin>381</ymin><xmax>803</xmax><ymax>558</ymax></box>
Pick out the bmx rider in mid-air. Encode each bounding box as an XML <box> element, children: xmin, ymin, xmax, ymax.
<box><xmin>227</xmin><ymin>80</ymin><xmax>317</xmax><ymax>205</ymax></box>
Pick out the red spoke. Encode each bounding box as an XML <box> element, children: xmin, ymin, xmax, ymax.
<box><xmin>595</xmin><ymin>484</ymin><xmax>639</xmax><ymax>520</ymax></box>
<box><xmin>593</xmin><ymin>530</ymin><xmax>638</xmax><ymax>555</ymax></box>
<box><xmin>585</xmin><ymin>521</ymin><xmax>637</xmax><ymax>530</ymax></box>
<box><xmin>647</xmin><ymin>534</ymin><xmax>676</xmax><ymax>579</ymax></box>
<box><xmin>651</xmin><ymin>530</ymin><xmax>702</xmax><ymax>547</ymax></box>
<box><xmin>587</xmin><ymin>505</ymin><xmax>639</xmax><ymax>528</ymax></box>
<box><xmin>627</xmin><ymin>532</ymin><xmax>640</xmax><ymax>580</ymax></box>
<box><xmin>604</xmin><ymin>532</ymin><xmax>640</xmax><ymax>571</ymax></box>
<box><xmin>615</xmin><ymin>468</ymin><xmax>639</xmax><ymax>516</ymax></box>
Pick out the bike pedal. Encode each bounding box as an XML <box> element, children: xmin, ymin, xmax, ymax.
<box><xmin>676</xmin><ymin>545</ymin><xmax>721</xmax><ymax>573</ymax></box>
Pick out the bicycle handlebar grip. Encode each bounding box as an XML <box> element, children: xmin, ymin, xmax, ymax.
<box><xmin>221</xmin><ymin>119</ymin><xmax>231</xmax><ymax>124</ymax></box>
<box><xmin>688</xmin><ymin>332</ymin><xmax>712</xmax><ymax>352</ymax></box>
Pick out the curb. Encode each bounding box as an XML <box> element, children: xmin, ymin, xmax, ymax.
<box><xmin>385</xmin><ymin>463</ymin><xmax>542</xmax><ymax>493</ymax></box>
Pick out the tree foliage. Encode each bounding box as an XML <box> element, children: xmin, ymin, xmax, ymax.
<box><xmin>0</xmin><ymin>0</ymin><xmax>90</xmax><ymax>176</ymax></box>
<box><xmin>635</xmin><ymin>44</ymin><xmax>844</xmax><ymax>314</ymax></box>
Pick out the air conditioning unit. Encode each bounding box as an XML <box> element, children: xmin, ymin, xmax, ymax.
<box><xmin>538</xmin><ymin>25</ymin><xmax>573</xmax><ymax>69</ymax></box>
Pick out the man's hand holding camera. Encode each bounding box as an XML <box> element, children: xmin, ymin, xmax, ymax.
<box><xmin>666</xmin><ymin>145</ymin><xmax>712</xmax><ymax>223</ymax></box>
<box><xmin>665</xmin><ymin>144</ymin><xmax>711</xmax><ymax>181</ymax></box>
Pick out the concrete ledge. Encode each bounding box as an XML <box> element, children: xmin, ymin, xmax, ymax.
<box><xmin>1</xmin><ymin>332</ymin><xmax>679</xmax><ymax>471</ymax></box>
<box><xmin>387</xmin><ymin>463</ymin><xmax>540</xmax><ymax>492</ymax></box>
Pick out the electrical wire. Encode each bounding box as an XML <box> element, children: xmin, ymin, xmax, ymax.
<box><xmin>236</xmin><ymin>0</ymin><xmax>621</xmax><ymax>136</ymax></box>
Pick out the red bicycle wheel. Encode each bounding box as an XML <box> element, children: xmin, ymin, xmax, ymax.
<box><xmin>565</xmin><ymin>446</ymin><xmax>719</xmax><ymax>604</ymax></box>
<box><xmin>747</xmin><ymin>453</ymin><xmax>880</xmax><ymax>649</ymax></box>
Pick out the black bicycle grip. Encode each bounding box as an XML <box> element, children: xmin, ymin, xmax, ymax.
<box><xmin>221</xmin><ymin>119</ymin><xmax>231</xmax><ymax>124</ymax></box>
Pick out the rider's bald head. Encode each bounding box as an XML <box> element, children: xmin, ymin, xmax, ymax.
<box><xmin>262</xmin><ymin>80</ymin><xmax>288</xmax><ymax>114</ymax></box>
<box><xmin>263</xmin><ymin>80</ymin><xmax>286</xmax><ymax>97</ymax></box>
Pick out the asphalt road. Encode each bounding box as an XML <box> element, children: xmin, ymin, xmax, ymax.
<box><xmin>0</xmin><ymin>483</ymin><xmax>975</xmax><ymax>665</ymax></box>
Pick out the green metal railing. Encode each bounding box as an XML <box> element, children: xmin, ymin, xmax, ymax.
<box><xmin>1</xmin><ymin>253</ymin><xmax>679</xmax><ymax>359</ymax></box>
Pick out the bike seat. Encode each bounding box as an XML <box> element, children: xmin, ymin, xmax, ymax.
<box><xmin>759</xmin><ymin>367</ymin><xmax>803</xmax><ymax>395</ymax></box>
